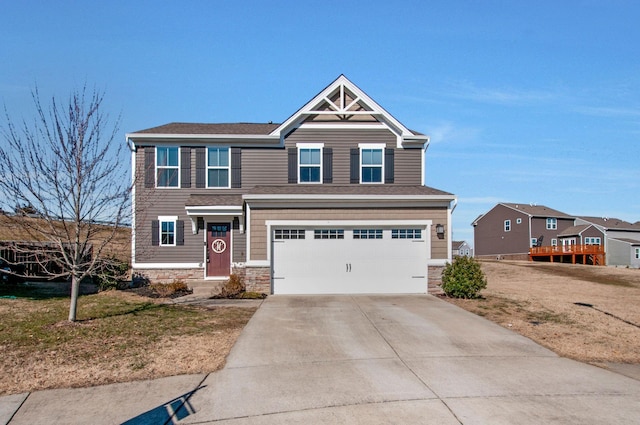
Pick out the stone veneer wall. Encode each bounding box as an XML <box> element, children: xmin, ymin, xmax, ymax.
<box><xmin>244</xmin><ymin>266</ymin><xmax>271</xmax><ymax>294</ymax></box>
<box><xmin>133</xmin><ymin>268</ymin><xmax>203</xmax><ymax>284</ymax></box>
<box><xmin>427</xmin><ymin>265</ymin><xmax>444</xmax><ymax>295</ymax></box>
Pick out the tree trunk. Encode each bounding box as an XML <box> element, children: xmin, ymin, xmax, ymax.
<box><xmin>68</xmin><ymin>273</ymin><xmax>80</xmax><ymax>322</ymax></box>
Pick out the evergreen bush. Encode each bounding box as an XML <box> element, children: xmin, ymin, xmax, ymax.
<box><xmin>441</xmin><ymin>256</ymin><xmax>487</xmax><ymax>298</ymax></box>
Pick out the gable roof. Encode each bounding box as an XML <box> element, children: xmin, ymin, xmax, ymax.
<box><xmin>501</xmin><ymin>203</ymin><xmax>574</xmax><ymax>218</ymax></box>
<box><xmin>472</xmin><ymin>203</ymin><xmax>573</xmax><ymax>226</ymax></box>
<box><xmin>557</xmin><ymin>224</ymin><xmax>594</xmax><ymax>237</ymax></box>
<box><xmin>272</xmin><ymin>75</ymin><xmax>429</xmax><ymax>149</ymax></box>
<box><xmin>577</xmin><ymin>216</ymin><xmax>640</xmax><ymax>231</ymax></box>
<box><xmin>609</xmin><ymin>238</ymin><xmax>640</xmax><ymax>245</ymax></box>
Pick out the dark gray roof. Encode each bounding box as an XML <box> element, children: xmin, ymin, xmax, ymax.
<box><xmin>133</xmin><ymin>122</ymin><xmax>280</xmax><ymax>135</ymax></box>
<box><xmin>557</xmin><ymin>224</ymin><xmax>593</xmax><ymax>237</ymax></box>
<box><xmin>247</xmin><ymin>185</ymin><xmax>454</xmax><ymax>197</ymax></box>
<box><xmin>610</xmin><ymin>238</ymin><xmax>640</xmax><ymax>245</ymax></box>
<box><xmin>185</xmin><ymin>194</ymin><xmax>243</xmax><ymax>207</ymax></box>
<box><xmin>501</xmin><ymin>203</ymin><xmax>574</xmax><ymax>219</ymax></box>
<box><xmin>577</xmin><ymin>216</ymin><xmax>639</xmax><ymax>230</ymax></box>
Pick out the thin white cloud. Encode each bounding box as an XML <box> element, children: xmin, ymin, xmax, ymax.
<box><xmin>444</xmin><ymin>80</ymin><xmax>557</xmax><ymax>105</ymax></box>
<box><xmin>574</xmin><ymin>105</ymin><xmax>640</xmax><ymax>117</ymax></box>
<box><xmin>426</xmin><ymin>121</ymin><xmax>481</xmax><ymax>144</ymax></box>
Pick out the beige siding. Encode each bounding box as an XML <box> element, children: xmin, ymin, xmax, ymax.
<box><xmin>241</xmin><ymin>148</ymin><xmax>288</xmax><ymax>187</ymax></box>
<box><xmin>249</xmin><ymin>207</ymin><xmax>448</xmax><ymax>261</ymax></box>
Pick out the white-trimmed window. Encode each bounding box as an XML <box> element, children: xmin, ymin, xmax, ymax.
<box><xmin>551</xmin><ymin>239</ymin><xmax>558</xmax><ymax>246</ymax></box>
<box><xmin>159</xmin><ymin>216</ymin><xmax>177</xmax><ymax>246</ymax></box>
<box><xmin>531</xmin><ymin>238</ymin><xmax>538</xmax><ymax>247</ymax></box>
<box><xmin>546</xmin><ymin>218</ymin><xmax>557</xmax><ymax>230</ymax></box>
<box><xmin>585</xmin><ymin>237</ymin><xmax>601</xmax><ymax>245</ymax></box>
<box><xmin>156</xmin><ymin>147</ymin><xmax>179</xmax><ymax>187</ymax></box>
<box><xmin>360</xmin><ymin>143</ymin><xmax>384</xmax><ymax>183</ymax></box>
<box><xmin>516</xmin><ymin>218</ymin><xmax>522</xmax><ymax>224</ymax></box>
<box><xmin>504</xmin><ymin>220</ymin><xmax>511</xmax><ymax>232</ymax></box>
<box><xmin>298</xmin><ymin>143</ymin><xmax>323</xmax><ymax>183</ymax></box>
<box><xmin>207</xmin><ymin>147</ymin><xmax>230</xmax><ymax>188</ymax></box>
<box><xmin>635</xmin><ymin>248</ymin><xmax>640</xmax><ymax>259</ymax></box>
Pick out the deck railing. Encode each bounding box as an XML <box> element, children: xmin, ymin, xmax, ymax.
<box><xmin>529</xmin><ymin>245</ymin><xmax>605</xmax><ymax>255</ymax></box>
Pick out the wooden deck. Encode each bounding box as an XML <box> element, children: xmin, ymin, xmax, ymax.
<box><xmin>529</xmin><ymin>245</ymin><xmax>605</xmax><ymax>266</ymax></box>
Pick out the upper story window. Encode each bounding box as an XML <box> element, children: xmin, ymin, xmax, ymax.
<box><xmin>546</xmin><ymin>218</ymin><xmax>557</xmax><ymax>230</ymax></box>
<box><xmin>360</xmin><ymin>145</ymin><xmax>383</xmax><ymax>183</ymax></box>
<box><xmin>504</xmin><ymin>220</ymin><xmax>511</xmax><ymax>232</ymax></box>
<box><xmin>516</xmin><ymin>218</ymin><xmax>522</xmax><ymax>224</ymax></box>
<box><xmin>585</xmin><ymin>237</ymin><xmax>601</xmax><ymax>245</ymax></box>
<box><xmin>298</xmin><ymin>144</ymin><xmax>323</xmax><ymax>183</ymax></box>
<box><xmin>207</xmin><ymin>147</ymin><xmax>230</xmax><ymax>188</ymax></box>
<box><xmin>156</xmin><ymin>147</ymin><xmax>179</xmax><ymax>188</ymax></box>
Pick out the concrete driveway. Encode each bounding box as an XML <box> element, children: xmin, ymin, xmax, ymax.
<box><xmin>181</xmin><ymin>295</ymin><xmax>640</xmax><ymax>424</ymax></box>
<box><xmin>5</xmin><ymin>295</ymin><xmax>640</xmax><ymax>424</ymax></box>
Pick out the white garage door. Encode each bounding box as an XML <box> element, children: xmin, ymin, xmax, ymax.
<box><xmin>272</xmin><ymin>227</ymin><xmax>428</xmax><ymax>294</ymax></box>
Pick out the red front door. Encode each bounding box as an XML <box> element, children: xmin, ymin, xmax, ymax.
<box><xmin>207</xmin><ymin>223</ymin><xmax>231</xmax><ymax>277</ymax></box>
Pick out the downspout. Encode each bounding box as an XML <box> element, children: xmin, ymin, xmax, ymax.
<box><xmin>127</xmin><ymin>137</ymin><xmax>137</xmax><ymax>269</ymax></box>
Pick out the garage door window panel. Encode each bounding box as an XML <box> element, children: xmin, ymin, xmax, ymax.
<box><xmin>392</xmin><ymin>229</ymin><xmax>422</xmax><ymax>239</ymax></box>
<box><xmin>275</xmin><ymin>229</ymin><xmax>306</xmax><ymax>240</ymax></box>
<box><xmin>314</xmin><ymin>229</ymin><xmax>344</xmax><ymax>239</ymax></box>
<box><xmin>353</xmin><ymin>229</ymin><xmax>383</xmax><ymax>239</ymax></box>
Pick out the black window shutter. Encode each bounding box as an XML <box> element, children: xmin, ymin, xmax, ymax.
<box><xmin>350</xmin><ymin>148</ymin><xmax>359</xmax><ymax>184</ymax></box>
<box><xmin>144</xmin><ymin>147</ymin><xmax>155</xmax><ymax>188</ymax></box>
<box><xmin>288</xmin><ymin>148</ymin><xmax>297</xmax><ymax>184</ymax></box>
<box><xmin>195</xmin><ymin>147</ymin><xmax>206</xmax><ymax>188</ymax></box>
<box><xmin>385</xmin><ymin>148</ymin><xmax>395</xmax><ymax>184</ymax></box>
<box><xmin>231</xmin><ymin>148</ymin><xmax>242</xmax><ymax>188</ymax></box>
<box><xmin>181</xmin><ymin>147</ymin><xmax>191</xmax><ymax>188</ymax></box>
<box><xmin>176</xmin><ymin>220</ymin><xmax>185</xmax><ymax>246</ymax></box>
<box><xmin>151</xmin><ymin>220</ymin><xmax>159</xmax><ymax>246</ymax></box>
<box><xmin>323</xmin><ymin>148</ymin><xmax>333</xmax><ymax>184</ymax></box>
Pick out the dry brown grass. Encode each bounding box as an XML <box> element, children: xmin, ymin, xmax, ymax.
<box><xmin>443</xmin><ymin>260</ymin><xmax>640</xmax><ymax>365</ymax></box>
<box><xmin>0</xmin><ymin>290</ymin><xmax>256</xmax><ymax>395</ymax></box>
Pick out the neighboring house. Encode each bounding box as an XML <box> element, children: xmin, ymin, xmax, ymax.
<box><xmin>472</xmin><ymin>203</ymin><xmax>575</xmax><ymax>260</ymax></box>
<box><xmin>473</xmin><ymin>204</ymin><xmax>640</xmax><ymax>267</ymax></box>
<box><xmin>127</xmin><ymin>75</ymin><xmax>457</xmax><ymax>294</ymax></box>
<box><xmin>572</xmin><ymin>217</ymin><xmax>640</xmax><ymax>267</ymax></box>
<box><xmin>452</xmin><ymin>240</ymin><xmax>473</xmax><ymax>257</ymax></box>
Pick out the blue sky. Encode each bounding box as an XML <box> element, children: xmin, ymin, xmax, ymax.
<box><xmin>2</xmin><ymin>0</ymin><xmax>639</xmax><ymax>244</ymax></box>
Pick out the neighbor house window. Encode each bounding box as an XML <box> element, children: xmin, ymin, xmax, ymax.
<box><xmin>531</xmin><ymin>238</ymin><xmax>538</xmax><ymax>247</ymax></box>
<box><xmin>159</xmin><ymin>216</ymin><xmax>177</xmax><ymax>246</ymax></box>
<box><xmin>504</xmin><ymin>220</ymin><xmax>511</xmax><ymax>232</ymax></box>
<box><xmin>156</xmin><ymin>147</ymin><xmax>179</xmax><ymax>187</ymax></box>
<box><xmin>353</xmin><ymin>229</ymin><xmax>383</xmax><ymax>239</ymax></box>
<box><xmin>635</xmin><ymin>248</ymin><xmax>640</xmax><ymax>259</ymax></box>
<box><xmin>360</xmin><ymin>144</ymin><xmax>384</xmax><ymax>183</ymax></box>
<box><xmin>298</xmin><ymin>144</ymin><xmax>322</xmax><ymax>183</ymax></box>
<box><xmin>516</xmin><ymin>218</ymin><xmax>522</xmax><ymax>224</ymax></box>
<box><xmin>546</xmin><ymin>218</ymin><xmax>557</xmax><ymax>230</ymax></box>
<box><xmin>551</xmin><ymin>239</ymin><xmax>558</xmax><ymax>246</ymax></box>
<box><xmin>585</xmin><ymin>237</ymin><xmax>601</xmax><ymax>245</ymax></box>
<box><xmin>207</xmin><ymin>147</ymin><xmax>230</xmax><ymax>188</ymax></box>
<box><xmin>274</xmin><ymin>229</ymin><xmax>305</xmax><ymax>240</ymax></box>
<box><xmin>392</xmin><ymin>229</ymin><xmax>422</xmax><ymax>239</ymax></box>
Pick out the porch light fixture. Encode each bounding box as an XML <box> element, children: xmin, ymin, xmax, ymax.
<box><xmin>435</xmin><ymin>223</ymin><xmax>445</xmax><ymax>239</ymax></box>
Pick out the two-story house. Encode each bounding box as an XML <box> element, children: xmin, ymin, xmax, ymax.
<box><xmin>452</xmin><ymin>240</ymin><xmax>473</xmax><ymax>257</ymax></box>
<box><xmin>127</xmin><ymin>75</ymin><xmax>457</xmax><ymax>294</ymax></box>
<box><xmin>472</xmin><ymin>203</ymin><xmax>575</xmax><ymax>260</ymax></box>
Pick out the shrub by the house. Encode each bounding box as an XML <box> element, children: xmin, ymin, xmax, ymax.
<box><xmin>441</xmin><ymin>256</ymin><xmax>487</xmax><ymax>298</ymax></box>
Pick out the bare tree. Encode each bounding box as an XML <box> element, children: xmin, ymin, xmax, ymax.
<box><xmin>0</xmin><ymin>86</ymin><xmax>130</xmax><ymax>321</ymax></box>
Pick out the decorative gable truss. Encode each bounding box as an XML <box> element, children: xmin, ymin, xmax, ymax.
<box><xmin>272</xmin><ymin>75</ymin><xmax>429</xmax><ymax>149</ymax></box>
